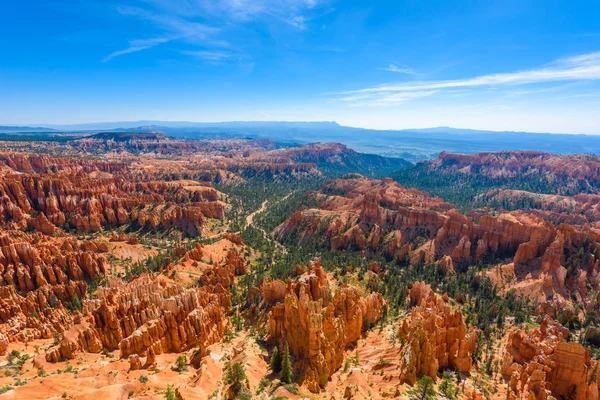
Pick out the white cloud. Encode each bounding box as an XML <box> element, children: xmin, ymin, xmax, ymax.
<box><xmin>116</xmin><ymin>5</ymin><xmax>220</xmax><ymax>43</ymax></box>
<box><xmin>141</xmin><ymin>0</ymin><xmax>326</xmax><ymax>28</ymax></box>
<box><xmin>105</xmin><ymin>0</ymin><xmax>328</xmax><ymax>61</ymax></box>
<box><xmin>181</xmin><ymin>50</ymin><xmax>234</xmax><ymax>62</ymax></box>
<box><xmin>340</xmin><ymin>90</ymin><xmax>438</xmax><ymax>106</ymax></box>
<box><xmin>206</xmin><ymin>0</ymin><xmax>330</xmax><ymax>29</ymax></box>
<box><xmin>339</xmin><ymin>51</ymin><xmax>600</xmax><ymax>105</ymax></box>
<box><xmin>380</xmin><ymin>63</ymin><xmax>416</xmax><ymax>74</ymax></box>
<box><xmin>103</xmin><ymin>37</ymin><xmax>171</xmax><ymax>62</ymax></box>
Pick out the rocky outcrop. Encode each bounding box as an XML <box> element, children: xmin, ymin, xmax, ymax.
<box><xmin>502</xmin><ymin>316</ymin><xmax>600</xmax><ymax>400</ymax></box>
<box><xmin>433</xmin><ymin>151</ymin><xmax>600</xmax><ymax>189</ymax></box>
<box><xmin>45</xmin><ymin>317</ymin><xmax>103</xmax><ymax>362</ymax></box>
<box><xmin>67</xmin><ymin>133</ymin><xmax>280</xmax><ymax>157</ymax></box>
<box><xmin>0</xmin><ymin>152</ymin><xmax>127</xmax><ymax>174</ymax></box>
<box><xmin>46</xmin><ymin>264</ymin><xmax>235</xmax><ymax>363</ymax></box>
<box><xmin>397</xmin><ymin>282</ymin><xmax>479</xmax><ymax>384</ymax></box>
<box><xmin>265</xmin><ymin>259</ymin><xmax>383</xmax><ymax>393</ymax></box>
<box><xmin>261</xmin><ymin>279</ymin><xmax>288</xmax><ymax>305</ymax></box>
<box><xmin>0</xmin><ymin>231</ymin><xmax>107</xmax><ymax>292</ymax></box>
<box><xmin>223</xmin><ymin>233</ymin><xmax>244</xmax><ymax>246</ymax></box>
<box><xmin>474</xmin><ymin>189</ymin><xmax>600</xmax><ymax>227</ymax></box>
<box><xmin>0</xmin><ymin>332</ymin><xmax>8</xmax><ymax>356</ymax></box>
<box><xmin>223</xmin><ymin>248</ymin><xmax>247</xmax><ymax>276</ymax></box>
<box><xmin>273</xmin><ymin>177</ymin><xmax>452</xmax><ymax>255</ymax></box>
<box><xmin>0</xmin><ymin>230</ymin><xmax>107</xmax><ymax>343</ymax></box>
<box><xmin>273</xmin><ymin>176</ymin><xmax>600</xmax><ymax>313</ymax></box>
<box><xmin>0</xmin><ymin>283</ymin><xmax>85</xmax><ymax>344</ymax></box>
<box><xmin>0</xmin><ymin>153</ymin><xmax>225</xmax><ymax>236</ymax></box>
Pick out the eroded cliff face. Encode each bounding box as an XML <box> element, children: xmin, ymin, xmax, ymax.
<box><xmin>433</xmin><ymin>151</ymin><xmax>600</xmax><ymax>188</ymax></box>
<box><xmin>273</xmin><ymin>176</ymin><xmax>600</xmax><ymax>314</ymax></box>
<box><xmin>0</xmin><ymin>152</ymin><xmax>128</xmax><ymax>175</ymax></box>
<box><xmin>0</xmin><ymin>157</ymin><xmax>224</xmax><ymax>236</ymax></box>
<box><xmin>66</xmin><ymin>133</ymin><xmax>281</xmax><ymax>156</ymax></box>
<box><xmin>67</xmin><ymin>137</ymin><xmax>381</xmax><ymax>181</ymax></box>
<box><xmin>45</xmin><ymin>261</ymin><xmax>235</xmax><ymax>363</ymax></box>
<box><xmin>473</xmin><ymin>189</ymin><xmax>600</xmax><ymax>227</ymax></box>
<box><xmin>502</xmin><ymin>316</ymin><xmax>600</xmax><ymax>400</ymax></box>
<box><xmin>0</xmin><ymin>230</ymin><xmax>107</xmax><ymax>347</ymax></box>
<box><xmin>264</xmin><ymin>259</ymin><xmax>383</xmax><ymax>393</ymax></box>
<box><xmin>397</xmin><ymin>282</ymin><xmax>479</xmax><ymax>385</ymax></box>
<box><xmin>0</xmin><ymin>145</ymin><xmax>387</xmax><ymax>238</ymax></box>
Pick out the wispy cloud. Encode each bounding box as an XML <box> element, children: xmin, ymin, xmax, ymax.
<box><xmin>103</xmin><ymin>37</ymin><xmax>171</xmax><ymax>62</ymax></box>
<box><xmin>116</xmin><ymin>5</ymin><xmax>222</xmax><ymax>44</ymax></box>
<box><xmin>380</xmin><ymin>63</ymin><xmax>416</xmax><ymax>74</ymax></box>
<box><xmin>143</xmin><ymin>0</ymin><xmax>325</xmax><ymax>29</ymax></box>
<box><xmin>263</xmin><ymin>10</ymin><xmax>309</xmax><ymax>29</ymax></box>
<box><xmin>339</xmin><ymin>51</ymin><xmax>600</xmax><ymax>105</ymax></box>
<box><xmin>181</xmin><ymin>50</ymin><xmax>236</xmax><ymax>62</ymax></box>
<box><xmin>105</xmin><ymin>0</ymin><xmax>329</xmax><ymax>61</ymax></box>
<box><xmin>341</xmin><ymin>90</ymin><xmax>439</xmax><ymax>106</ymax></box>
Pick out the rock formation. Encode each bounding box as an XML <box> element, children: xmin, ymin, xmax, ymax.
<box><xmin>502</xmin><ymin>316</ymin><xmax>600</xmax><ymax>400</ymax></box>
<box><xmin>0</xmin><ymin>230</ymin><xmax>107</xmax><ymax>343</ymax></box>
<box><xmin>273</xmin><ymin>176</ymin><xmax>600</xmax><ymax>313</ymax></box>
<box><xmin>431</xmin><ymin>151</ymin><xmax>600</xmax><ymax>189</ymax></box>
<box><xmin>0</xmin><ymin>152</ymin><xmax>225</xmax><ymax>236</ymax></box>
<box><xmin>46</xmin><ymin>264</ymin><xmax>234</xmax><ymax>363</ymax></box>
<box><xmin>474</xmin><ymin>188</ymin><xmax>600</xmax><ymax>227</ymax></box>
<box><xmin>265</xmin><ymin>259</ymin><xmax>383</xmax><ymax>393</ymax></box>
<box><xmin>397</xmin><ymin>282</ymin><xmax>479</xmax><ymax>384</ymax></box>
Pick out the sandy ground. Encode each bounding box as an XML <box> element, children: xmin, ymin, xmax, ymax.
<box><xmin>0</xmin><ymin>333</ymin><xmax>269</xmax><ymax>400</ymax></box>
<box><xmin>106</xmin><ymin>242</ymin><xmax>158</xmax><ymax>264</ymax></box>
<box><xmin>169</xmin><ymin>237</ymin><xmax>246</xmax><ymax>287</ymax></box>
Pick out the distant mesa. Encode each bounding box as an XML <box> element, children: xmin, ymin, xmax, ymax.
<box><xmin>86</xmin><ymin>131</ymin><xmax>170</xmax><ymax>141</ymax></box>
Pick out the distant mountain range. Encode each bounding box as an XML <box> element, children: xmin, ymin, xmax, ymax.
<box><xmin>3</xmin><ymin>121</ymin><xmax>600</xmax><ymax>163</ymax></box>
<box><xmin>0</xmin><ymin>125</ymin><xmax>56</xmax><ymax>133</ymax></box>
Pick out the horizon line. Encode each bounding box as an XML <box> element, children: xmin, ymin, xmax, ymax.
<box><xmin>1</xmin><ymin>120</ymin><xmax>599</xmax><ymax>136</ymax></box>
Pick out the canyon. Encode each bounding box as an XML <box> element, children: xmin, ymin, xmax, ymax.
<box><xmin>0</xmin><ymin>135</ymin><xmax>598</xmax><ymax>399</ymax></box>
<box><xmin>274</xmin><ymin>176</ymin><xmax>600</xmax><ymax>316</ymax></box>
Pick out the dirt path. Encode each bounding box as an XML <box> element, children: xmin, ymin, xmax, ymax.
<box><xmin>203</xmin><ymin>192</ymin><xmax>292</xmax><ymax>245</ymax></box>
<box><xmin>243</xmin><ymin>193</ymin><xmax>292</xmax><ymax>255</ymax></box>
<box><xmin>244</xmin><ymin>191</ymin><xmax>293</xmax><ymax>229</ymax></box>
<box><xmin>245</xmin><ymin>199</ymin><xmax>268</xmax><ymax>227</ymax></box>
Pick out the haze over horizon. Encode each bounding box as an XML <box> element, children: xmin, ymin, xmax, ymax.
<box><xmin>8</xmin><ymin>120</ymin><xmax>600</xmax><ymax>137</ymax></box>
<box><xmin>2</xmin><ymin>1</ymin><xmax>600</xmax><ymax>134</ymax></box>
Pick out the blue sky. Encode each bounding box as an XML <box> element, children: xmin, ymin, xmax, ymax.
<box><xmin>1</xmin><ymin>0</ymin><xmax>600</xmax><ymax>133</ymax></box>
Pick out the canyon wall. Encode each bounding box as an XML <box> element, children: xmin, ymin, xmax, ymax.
<box><xmin>264</xmin><ymin>259</ymin><xmax>383</xmax><ymax>393</ymax></box>
<box><xmin>274</xmin><ymin>177</ymin><xmax>600</xmax><ymax>313</ymax></box>
<box><xmin>397</xmin><ymin>282</ymin><xmax>479</xmax><ymax>384</ymax></box>
<box><xmin>502</xmin><ymin>316</ymin><xmax>600</xmax><ymax>400</ymax></box>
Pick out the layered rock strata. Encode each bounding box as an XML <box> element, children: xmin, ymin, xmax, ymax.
<box><xmin>46</xmin><ymin>263</ymin><xmax>234</xmax><ymax>363</ymax></box>
<box><xmin>397</xmin><ymin>282</ymin><xmax>479</xmax><ymax>384</ymax></box>
<box><xmin>273</xmin><ymin>177</ymin><xmax>600</xmax><ymax>313</ymax></box>
<box><xmin>502</xmin><ymin>316</ymin><xmax>600</xmax><ymax>400</ymax></box>
<box><xmin>0</xmin><ymin>231</ymin><xmax>107</xmax><ymax>343</ymax></box>
<box><xmin>265</xmin><ymin>259</ymin><xmax>383</xmax><ymax>392</ymax></box>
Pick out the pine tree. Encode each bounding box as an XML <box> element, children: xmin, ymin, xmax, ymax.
<box><xmin>173</xmin><ymin>355</ymin><xmax>187</xmax><ymax>372</ymax></box>
<box><xmin>70</xmin><ymin>294</ymin><xmax>82</xmax><ymax>312</ymax></box>
<box><xmin>225</xmin><ymin>362</ymin><xmax>247</xmax><ymax>385</ymax></box>
<box><xmin>280</xmin><ymin>341</ymin><xmax>293</xmax><ymax>384</ymax></box>
<box><xmin>406</xmin><ymin>376</ymin><xmax>437</xmax><ymax>400</ymax></box>
<box><xmin>165</xmin><ymin>385</ymin><xmax>177</xmax><ymax>400</ymax></box>
<box><xmin>269</xmin><ymin>346</ymin><xmax>281</xmax><ymax>373</ymax></box>
<box><xmin>438</xmin><ymin>376</ymin><xmax>457</xmax><ymax>400</ymax></box>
